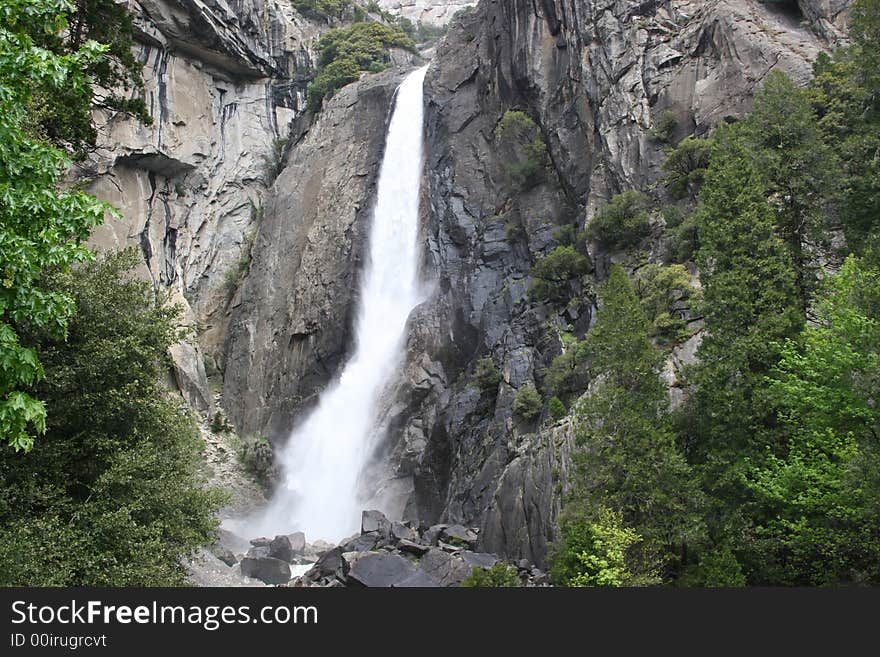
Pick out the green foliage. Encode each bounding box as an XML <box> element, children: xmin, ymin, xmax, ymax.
<box><xmin>562</xmin><ymin>267</ymin><xmax>704</xmax><ymax>580</ymax></box>
<box><xmin>648</xmin><ymin>108</ymin><xmax>679</xmax><ymax>144</ymax></box>
<box><xmin>544</xmin><ymin>338</ymin><xmax>591</xmax><ymax>401</ymax></box>
<box><xmin>23</xmin><ymin>0</ymin><xmax>150</xmax><ymax>157</ymax></box>
<box><xmin>239</xmin><ymin>434</ymin><xmax>277</xmax><ymax>491</ymax></box>
<box><xmin>461</xmin><ymin>562</ymin><xmax>521</xmax><ymax>587</ymax></box>
<box><xmin>495</xmin><ymin>111</ymin><xmax>548</xmax><ymax>190</ymax></box>
<box><xmin>513</xmin><ymin>383</ymin><xmax>542</xmax><ymax>421</ymax></box>
<box><xmin>1</xmin><ymin>0</ymin><xmax>113</xmax><ymax>451</ymax></box>
<box><xmin>745</xmin><ymin>256</ymin><xmax>880</xmax><ymax>584</ymax></box>
<box><xmin>473</xmin><ymin>357</ymin><xmax>502</xmax><ymax>395</ymax></box>
<box><xmin>295</xmin><ymin>0</ymin><xmax>353</xmax><ymax>20</ymax></box>
<box><xmin>0</xmin><ymin>251</ymin><xmax>225</xmax><ymax>585</ymax></box>
<box><xmin>551</xmin><ymin>508</ymin><xmax>656</xmax><ymax>587</ymax></box>
<box><xmin>586</xmin><ymin>191</ymin><xmax>653</xmax><ymax>250</ymax></box>
<box><xmin>737</xmin><ymin>71</ymin><xmax>834</xmax><ymax>308</ymax></box>
<box><xmin>662</xmin><ymin>137</ymin><xmax>712</xmax><ymax>200</ymax></box>
<box><xmin>548</xmin><ymin>396</ymin><xmax>567</xmax><ymax>421</ymax></box>
<box><xmin>529</xmin><ymin>245</ymin><xmax>590</xmax><ymax>305</ymax></box>
<box><xmin>224</xmin><ymin>251</ymin><xmax>251</xmax><ymax>300</ymax></box>
<box><xmin>307</xmin><ymin>22</ymin><xmax>415</xmax><ymax>112</ymax></box>
<box><xmin>634</xmin><ymin>264</ymin><xmax>699</xmax><ymax>344</ymax></box>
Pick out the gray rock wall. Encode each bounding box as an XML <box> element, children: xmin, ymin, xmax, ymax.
<box><xmin>82</xmin><ymin>0</ymin><xmax>341</xmax><ymax>411</ymax></box>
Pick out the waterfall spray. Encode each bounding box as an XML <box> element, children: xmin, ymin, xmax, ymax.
<box><xmin>248</xmin><ymin>66</ymin><xmax>429</xmax><ymax>543</ymax></box>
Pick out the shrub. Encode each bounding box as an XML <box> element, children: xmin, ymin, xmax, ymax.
<box><xmin>550</xmin><ymin>508</ymin><xmax>644</xmax><ymax>587</ymax></box>
<box><xmin>649</xmin><ymin>108</ymin><xmax>679</xmax><ymax>143</ymax></box>
<box><xmin>239</xmin><ymin>434</ymin><xmax>278</xmax><ymax>491</ymax></box>
<box><xmin>224</xmin><ymin>251</ymin><xmax>251</xmax><ymax>300</ymax></box>
<box><xmin>549</xmin><ymin>396</ymin><xmax>568</xmax><ymax>421</ymax></box>
<box><xmin>0</xmin><ymin>250</ymin><xmax>225</xmax><ymax>585</ymax></box>
<box><xmin>473</xmin><ymin>357</ymin><xmax>502</xmax><ymax>395</ymax></box>
<box><xmin>663</xmin><ymin>137</ymin><xmax>713</xmax><ymax>199</ymax></box>
<box><xmin>513</xmin><ymin>383</ymin><xmax>542</xmax><ymax>421</ymax></box>
<box><xmin>586</xmin><ymin>191</ymin><xmax>653</xmax><ymax>250</ymax></box>
<box><xmin>634</xmin><ymin>264</ymin><xmax>698</xmax><ymax>344</ymax></box>
<box><xmin>461</xmin><ymin>562</ymin><xmax>521</xmax><ymax>587</ymax></box>
<box><xmin>307</xmin><ymin>23</ymin><xmax>415</xmax><ymax>112</ymax></box>
<box><xmin>529</xmin><ymin>245</ymin><xmax>591</xmax><ymax>304</ymax></box>
<box><xmin>544</xmin><ymin>338</ymin><xmax>591</xmax><ymax>400</ymax></box>
<box><xmin>495</xmin><ymin>110</ymin><xmax>548</xmax><ymax>190</ymax></box>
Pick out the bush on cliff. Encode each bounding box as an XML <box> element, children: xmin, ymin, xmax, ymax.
<box><xmin>307</xmin><ymin>22</ymin><xmax>416</xmax><ymax>112</ymax></box>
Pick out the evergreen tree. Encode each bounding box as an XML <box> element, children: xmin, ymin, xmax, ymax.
<box><xmin>558</xmin><ymin>266</ymin><xmax>703</xmax><ymax>581</ymax></box>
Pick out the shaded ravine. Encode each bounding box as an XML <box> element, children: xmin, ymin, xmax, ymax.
<box><xmin>246</xmin><ymin>67</ymin><xmax>430</xmax><ymax>543</ymax></box>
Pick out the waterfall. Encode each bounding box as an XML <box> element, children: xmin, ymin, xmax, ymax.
<box><xmin>250</xmin><ymin>66</ymin><xmax>429</xmax><ymax>543</ymax></box>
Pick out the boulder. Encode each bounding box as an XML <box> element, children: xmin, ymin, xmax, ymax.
<box><xmin>245</xmin><ymin>545</ymin><xmax>270</xmax><ymax>559</ymax></box>
<box><xmin>417</xmin><ymin>548</ymin><xmax>472</xmax><ymax>587</ymax></box>
<box><xmin>391</xmin><ymin>522</ymin><xmax>417</xmax><ymax>543</ymax></box>
<box><xmin>423</xmin><ymin>524</ymin><xmax>448</xmax><ymax>546</ymax></box>
<box><xmin>215</xmin><ymin>548</ymin><xmax>238</xmax><ymax>567</ymax></box>
<box><xmin>240</xmin><ymin>557</ymin><xmax>291</xmax><ymax>585</ymax></box>
<box><xmin>395</xmin><ymin>570</ymin><xmax>441</xmax><ymax>588</ymax></box>
<box><xmin>341</xmin><ymin>532</ymin><xmax>380</xmax><ymax>553</ymax></box>
<box><xmin>461</xmin><ymin>552</ymin><xmax>499</xmax><ymax>570</ymax></box>
<box><xmin>347</xmin><ymin>553</ymin><xmax>417</xmax><ymax>588</ymax></box>
<box><xmin>441</xmin><ymin>525</ymin><xmax>478</xmax><ymax>548</ymax></box>
<box><xmin>288</xmin><ymin>532</ymin><xmax>307</xmax><ymax>555</ymax></box>
<box><xmin>398</xmin><ymin>539</ymin><xmax>430</xmax><ymax>556</ymax></box>
<box><xmin>306</xmin><ymin>546</ymin><xmax>350</xmax><ymax>581</ymax></box>
<box><xmin>361</xmin><ymin>510</ymin><xmax>392</xmax><ymax>536</ymax></box>
<box><xmin>268</xmin><ymin>535</ymin><xmax>294</xmax><ymax>563</ymax></box>
<box><xmin>249</xmin><ymin>537</ymin><xmax>271</xmax><ymax>547</ymax></box>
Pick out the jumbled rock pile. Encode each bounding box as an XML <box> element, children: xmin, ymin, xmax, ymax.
<box><xmin>214</xmin><ymin>510</ymin><xmax>550</xmax><ymax>587</ymax></box>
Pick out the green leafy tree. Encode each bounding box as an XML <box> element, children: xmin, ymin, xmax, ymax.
<box><xmin>473</xmin><ymin>357</ymin><xmax>502</xmax><ymax>395</ymax></box>
<box><xmin>307</xmin><ymin>22</ymin><xmax>415</xmax><ymax>112</ymax></box>
<box><xmin>0</xmin><ymin>0</ymin><xmax>113</xmax><ymax>451</ymax></box>
<box><xmin>529</xmin><ymin>245</ymin><xmax>590</xmax><ymax>305</ymax></box>
<box><xmin>745</xmin><ymin>256</ymin><xmax>880</xmax><ymax>584</ymax></box>
<box><xmin>737</xmin><ymin>71</ymin><xmax>834</xmax><ymax>309</ymax></box>
<box><xmin>586</xmin><ymin>191</ymin><xmax>653</xmax><ymax>250</ymax></box>
<box><xmin>544</xmin><ymin>336</ymin><xmax>591</xmax><ymax>401</ymax></box>
<box><xmin>662</xmin><ymin>137</ymin><xmax>712</xmax><ymax>200</ymax></box>
<box><xmin>548</xmin><ymin>396</ymin><xmax>567</xmax><ymax>421</ymax></box>
<box><xmin>461</xmin><ymin>562</ymin><xmax>521</xmax><ymax>587</ymax></box>
<box><xmin>25</xmin><ymin>0</ymin><xmax>151</xmax><ymax>157</ymax></box>
<box><xmin>0</xmin><ymin>251</ymin><xmax>225</xmax><ymax>585</ymax></box>
<box><xmin>634</xmin><ymin>264</ymin><xmax>699</xmax><ymax>344</ymax></box>
<box><xmin>551</xmin><ymin>507</ymin><xmax>645</xmax><ymax>587</ymax></box>
<box><xmin>495</xmin><ymin>111</ymin><xmax>548</xmax><ymax>189</ymax></box>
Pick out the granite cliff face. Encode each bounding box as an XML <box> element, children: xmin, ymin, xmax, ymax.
<box><xmin>376</xmin><ymin>0</ymin><xmax>477</xmax><ymax>25</ymax></box>
<box><xmin>81</xmin><ymin>0</ymin><xmax>343</xmax><ymax>412</ymax></box>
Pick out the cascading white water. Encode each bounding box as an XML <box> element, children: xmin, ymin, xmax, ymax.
<box><xmin>249</xmin><ymin>66</ymin><xmax>429</xmax><ymax>543</ymax></box>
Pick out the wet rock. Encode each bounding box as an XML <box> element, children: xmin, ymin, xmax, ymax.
<box><xmin>240</xmin><ymin>557</ymin><xmax>291</xmax><ymax>585</ymax></box>
<box><xmin>306</xmin><ymin>547</ymin><xmax>350</xmax><ymax>581</ymax></box>
<box><xmin>361</xmin><ymin>510</ymin><xmax>392</xmax><ymax>537</ymax></box>
<box><xmin>268</xmin><ymin>535</ymin><xmax>294</xmax><ymax>563</ymax></box>
<box><xmin>398</xmin><ymin>539</ymin><xmax>430</xmax><ymax>556</ymax></box>
<box><xmin>347</xmin><ymin>553</ymin><xmax>417</xmax><ymax>588</ymax></box>
<box><xmin>341</xmin><ymin>533</ymin><xmax>380</xmax><ymax>553</ymax></box>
